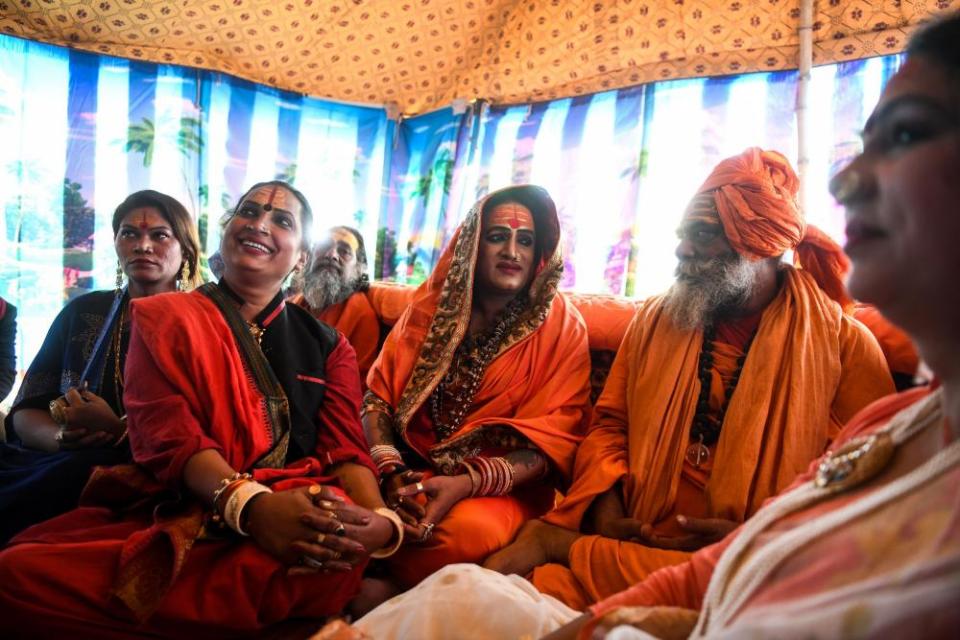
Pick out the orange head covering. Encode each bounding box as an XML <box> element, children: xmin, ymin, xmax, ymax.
<box><xmin>695</xmin><ymin>147</ymin><xmax>852</xmax><ymax>308</ymax></box>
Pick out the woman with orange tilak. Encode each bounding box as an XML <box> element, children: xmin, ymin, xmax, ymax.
<box><xmin>363</xmin><ymin>185</ymin><xmax>592</xmax><ymax>588</ymax></box>
<box><xmin>0</xmin><ymin>180</ymin><xmax>404</xmax><ymax>637</ymax></box>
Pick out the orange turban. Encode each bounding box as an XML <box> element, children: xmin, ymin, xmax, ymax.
<box><xmin>696</xmin><ymin>147</ymin><xmax>851</xmax><ymax>308</ymax></box>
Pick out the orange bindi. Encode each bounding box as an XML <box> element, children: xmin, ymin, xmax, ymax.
<box><xmin>488</xmin><ymin>203</ymin><xmax>534</xmax><ymax>230</ymax></box>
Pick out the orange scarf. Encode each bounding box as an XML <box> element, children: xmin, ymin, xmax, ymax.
<box><xmin>367</xmin><ymin>185</ymin><xmax>591</xmax><ymax>481</ymax></box>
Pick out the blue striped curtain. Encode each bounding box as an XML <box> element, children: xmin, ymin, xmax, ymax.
<box><xmin>0</xmin><ymin>30</ymin><xmax>903</xmax><ymax>404</ymax></box>
<box><xmin>0</xmin><ymin>35</ymin><xmax>388</xmax><ymax>401</ymax></box>
<box><xmin>386</xmin><ymin>56</ymin><xmax>903</xmax><ymax>299</ymax></box>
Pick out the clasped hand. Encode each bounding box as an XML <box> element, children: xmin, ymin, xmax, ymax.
<box><xmin>601</xmin><ymin>514</ymin><xmax>738</xmax><ymax>552</ymax></box>
<box><xmin>386</xmin><ymin>471</ymin><xmax>472</xmax><ymax>542</ymax></box>
<box><xmin>56</xmin><ymin>387</ymin><xmax>125</xmax><ymax>450</ymax></box>
<box><xmin>244</xmin><ymin>485</ymin><xmax>392</xmax><ymax>574</ymax></box>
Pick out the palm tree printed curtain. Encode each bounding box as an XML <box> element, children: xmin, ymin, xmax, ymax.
<box><xmin>0</xmin><ymin>35</ymin><xmax>389</xmax><ymax>396</ymax></box>
<box><xmin>387</xmin><ymin>55</ymin><xmax>901</xmax><ymax>297</ymax></box>
<box><xmin>0</xmin><ymin>30</ymin><xmax>900</xmax><ymax>404</ymax></box>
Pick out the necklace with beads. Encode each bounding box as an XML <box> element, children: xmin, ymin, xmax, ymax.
<box><xmin>429</xmin><ymin>295</ymin><xmax>527</xmax><ymax>441</ymax></box>
<box><xmin>685</xmin><ymin>323</ymin><xmax>756</xmax><ymax>468</ymax></box>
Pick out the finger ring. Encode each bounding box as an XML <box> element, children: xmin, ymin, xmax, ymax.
<box><xmin>329</xmin><ymin>550</ymin><xmax>341</xmax><ymax>561</ymax></box>
<box><xmin>316</xmin><ymin>533</ymin><xmax>325</xmax><ymax>544</ymax></box>
<box><xmin>415</xmin><ymin>481</ymin><xmax>424</xmax><ymax>492</ymax></box>
<box><xmin>308</xmin><ymin>485</ymin><xmax>322</xmax><ymax>499</ymax></box>
<box><xmin>302</xmin><ymin>557</ymin><xmax>325</xmax><ymax>570</ymax></box>
<box><xmin>421</xmin><ymin>521</ymin><xmax>435</xmax><ymax>541</ymax></box>
<box><xmin>54</xmin><ymin>428</ymin><xmax>64</xmax><ymax>443</ymax></box>
<box><xmin>328</xmin><ymin>510</ymin><xmax>340</xmax><ymax>521</ymax></box>
<box><xmin>334</xmin><ymin>523</ymin><xmax>346</xmax><ymax>536</ymax></box>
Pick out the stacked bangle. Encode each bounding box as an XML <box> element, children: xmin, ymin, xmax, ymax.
<box><xmin>370</xmin><ymin>444</ymin><xmax>405</xmax><ymax>474</ymax></box>
<box><xmin>211</xmin><ymin>472</ymin><xmax>273</xmax><ymax>535</ymax></box>
<box><xmin>460</xmin><ymin>456</ymin><xmax>515</xmax><ymax>497</ymax></box>
<box><xmin>223</xmin><ymin>481</ymin><xmax>272</xmax><ymax>536</ymax></box>
<box><xmin>370</xmin><ymin>507</ymin><xmax>405</xmax><ymax>558</ymax></box>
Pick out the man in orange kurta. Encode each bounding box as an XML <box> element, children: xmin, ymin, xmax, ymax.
<box><xmin>290</xmin><ymin>226</ymin><xmax>381</xmax><ymax>382</ymax></box>
<box><xmin>485</xmin><ymin>148</ymin><xmax>895</xmax><ymax>609</ymax></box>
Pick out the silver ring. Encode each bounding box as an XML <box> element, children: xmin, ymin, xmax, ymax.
<box><xmin>302</xmin><ymin>556</ymin><xmax>325</xmax><ymax>570</ymax></box>
<box><xmin>421</xmin><ymin>521</ymin><xmax>436</xmax><ymax>541</ymax></box>
<box><xmin>334</xmin><ymin>523</ymin><xmax>347</xmax><ymax>536</ymax></box>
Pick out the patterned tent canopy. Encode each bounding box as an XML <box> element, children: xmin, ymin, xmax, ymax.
<box><xmin>0</xmin><ymin>0</ymin><xmax>943</xmax><ymax>115</ymax></box>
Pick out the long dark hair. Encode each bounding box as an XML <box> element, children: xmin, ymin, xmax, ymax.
<box><xmin>111</xmin><ymin>189</ymin><xmax>202</xmax><ymax>288</ymax></box>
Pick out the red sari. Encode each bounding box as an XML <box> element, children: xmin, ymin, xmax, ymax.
<box><xmin>366</xmin><ymin>185</ymin><xmax>592</xmax><ymax>587</ymax></box>
<box><xmin>0</xmin><ymin>283</ymin><xmax>374</xmax><ymax>637</ymax></box>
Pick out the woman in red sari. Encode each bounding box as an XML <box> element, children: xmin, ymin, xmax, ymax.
<box><xmin>363</xmin><ymin>185</ymin><xmax>592</xmax><ymax>588</ymax></box>
<box><xmin>0</xmin><ymin>181</ymin><xmax>403</xmax><ymax>637</ymax></box>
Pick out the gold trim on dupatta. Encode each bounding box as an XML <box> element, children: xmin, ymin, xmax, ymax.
<box><xmin>391</xmin><ymin>185</ymin><xmax>565</xmax><ymax>455</ymax></box>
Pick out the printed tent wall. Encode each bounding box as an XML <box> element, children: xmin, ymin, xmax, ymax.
<box><xmin>0</xmin><ymin>0</ymin><xmax>938</xmax><ymax>115</ymax></box>
<box><xmin>0</xmin><ymin>1</ymin><xmax>951</xmax><ymax>405</ymax></box>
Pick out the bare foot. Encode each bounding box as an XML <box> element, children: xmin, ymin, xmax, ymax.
<box><xmin>483</xmin><ymin>519</ymin><xmax>580</xmax><ymax>576</ymax></box>
<box><xmin>347</xmin><ymin>577</ymin><xmax>402</xmax><ymax>619</ymax></box>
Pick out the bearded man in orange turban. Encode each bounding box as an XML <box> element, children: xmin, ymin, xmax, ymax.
<box><xmin>484</xmin><ymin>148</ymin><xmax>895</xmax><ymax>610</ymax></box>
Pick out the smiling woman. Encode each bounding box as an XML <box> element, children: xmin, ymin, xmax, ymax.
<box><xmin>0</xmin><ymin>180</ymin><xmax>405</xmax><ymax>636</ymax></box>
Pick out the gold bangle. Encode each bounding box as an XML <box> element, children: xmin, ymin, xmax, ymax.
<box><xmin>370</xmin><ymin>507</ymin><xmax>405</xmax><ymax>558</ymax></box>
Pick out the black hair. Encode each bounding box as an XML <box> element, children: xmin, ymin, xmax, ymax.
<box><xmin>223</xmin><ymin>180</ymin><xmax>314</xmax><ymax>251</ymax></box>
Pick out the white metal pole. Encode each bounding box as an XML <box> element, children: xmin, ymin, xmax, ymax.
<box><xmin>797</xmin><ymin>0</ymin><xmax>814</xmax><ymax>215</ymax></box>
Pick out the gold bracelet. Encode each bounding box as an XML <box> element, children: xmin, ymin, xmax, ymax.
<box><xmin>370</xmin><ymin>507</ymin><xmax>405</xmax><ymax>558</ymax></box>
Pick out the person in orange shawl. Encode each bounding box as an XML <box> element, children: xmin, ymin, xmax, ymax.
<box><xmin>363</xmin><ymin>184</ymin><xmax>592</xmax><ymax>588</ymax></box>
<box><xmin>0</xmin><ymin>181</ymin><xmax>405</xmax><ymax>637</ymax></box>
<box><xmin>291</xmin><ymin>225</ymin><xmax>381</xmax><ymax>383</ymax></box>
<box><xmin>484</xmin><ymin>148</ymin><xmax>895</xmax><ymax>610</ymax></box>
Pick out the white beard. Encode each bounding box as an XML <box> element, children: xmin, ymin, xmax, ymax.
<box><xmin>662</xmin><ymin>254</ymin><xmax>765</xmax><ymax>331</ymax></box>
<box><xmin>302</xmin><ymin>266</ymin><xmax>357</xmax><ymax>311</ymax></box>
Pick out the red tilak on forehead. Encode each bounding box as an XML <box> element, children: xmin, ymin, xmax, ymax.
<box><xmin>489</xmin><ymin>203</ymin><xmax>534</xmax><ymax>230</ymax></box>
<box><xmin>263</xmin><ymin>186</ymin><xmax>278</xmax><ymax>211</ymax></box>
<box><xmin>138</xmin><ymin>211</ymin><xmax>149</xmax><ymax>229</ymax></box>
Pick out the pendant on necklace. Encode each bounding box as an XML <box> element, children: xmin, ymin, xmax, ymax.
<box><xmin>814</xmin><ymin>432</ymin><xmax>895</xmax><ymax>494</ymax></box>
<box><xmin>685</xmin><ymin>436</ymin><xmax>710</xmax><ymax>468</ymax></box>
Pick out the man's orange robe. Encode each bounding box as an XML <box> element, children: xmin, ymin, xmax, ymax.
<box><xmin>291</xmin><ymin>291</ymin><xmax>381</xmax><ymax>383</ymax></box>
<box><xmin>533</xmin><ymin>267</ymin><xmax>895</xmax><ymax>609</ymax></box>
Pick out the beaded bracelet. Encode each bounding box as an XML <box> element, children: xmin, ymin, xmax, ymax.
<box><xmin>212</xmin><ymin>472</ymin><xmax>253</xmax><ymax>516</ymax></box>
<box><xmin>370</xmin><ymin>507</ymin><xmax>405</xmax><ymax>558</ymax></box>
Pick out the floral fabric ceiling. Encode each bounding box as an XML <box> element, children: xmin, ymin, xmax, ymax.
<box><xmin>0</xmin><ymin>0</ymin><xmax>948</xmax><ymax>115</ymax></box>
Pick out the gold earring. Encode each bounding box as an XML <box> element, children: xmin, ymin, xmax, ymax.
<box><xmin>115</xmin><ymin>260</ymin><xmax>124</xmax><ymax>291</ymax></box>
<box><xmin>177</xmin><ymin>261</ymin><xmax>191</xmax><ymax>292</ymax></box>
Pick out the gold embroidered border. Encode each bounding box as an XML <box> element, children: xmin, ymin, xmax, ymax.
<box><xmin>393</xmin><ymin>187</ymin><xmax>564</xmax><ymax>448</ymax></box>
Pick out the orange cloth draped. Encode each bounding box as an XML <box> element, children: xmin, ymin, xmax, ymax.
<box><xmin>367</xmin><ymin>185</ymin><xmax>592</xmax><ymax>587</ymax></box>
<box><xmin>584</xmin><ymin>386</ymin><xmax>955</xmax><ymax>639</ymax></box>
<box><xmin>534</xmin><ymin>267</ymin><xmax>894</xmax><ymax>608</ymax></box>
<box><xmin>291</xmin><ymin>291</ymin><xmax>381</xmax><ymax>383</ymax></box>
<box><xmin>697</xmin><ymin>147</ymin><xmax>851</xmax><ymax>308</ymax></box>
<box><xmin>0</xmin><ymin>291</ymin><xmax>370</xmax><ymax>636</ymax></box>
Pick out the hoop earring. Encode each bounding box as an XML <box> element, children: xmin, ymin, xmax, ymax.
<box><xmin>115</xmin><ymin>260</ymin><xmax>124</xmax><ymax>292</ymax></box>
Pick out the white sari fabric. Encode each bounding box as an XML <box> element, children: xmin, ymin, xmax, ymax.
<box><xmin>355</xmin><ymin>564</ymin><xmax>579</xmax><ymax>640</ymax></box>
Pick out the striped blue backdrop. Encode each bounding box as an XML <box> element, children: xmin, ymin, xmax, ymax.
<box><xmin>0</xmin><ymin>32</ymin><xmax>901</xmax><ymax>404</ymax></box>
